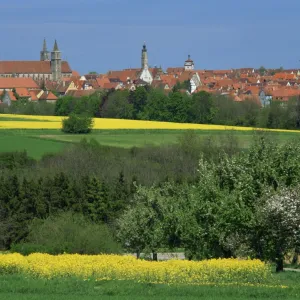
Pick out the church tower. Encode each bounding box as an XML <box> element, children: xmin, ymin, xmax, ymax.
<box><xmin>51</xmin><ymin>40</ymin><xmax>62</xmax><ymax>81</ymax></box>
<box><xmin>40</xmin><ymin>38</ymin><xmax>50</xmax><ymax>61</ymax></box>
<box><xmin>141</xmin><ymin>42</ymin><xmax>148</xmax><ymax>69</ymax></box>
<box><xmin>140</xmin><ymin>42</ymin><xmax>153</xmax><ymax>84</ymax></box>
<box><xmin>184</xmin><ymin>55</ymin><xmax>194</xmax><ymax>71</ymax></box>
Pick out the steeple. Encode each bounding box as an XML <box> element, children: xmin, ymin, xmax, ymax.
<box><xmin>43</xmin><ymin>38</ymin><xmax>47</xmax><ymax>51</ymax></box>
<box><xmin>40</xmin><ymin>38</ymin><xmax>50</xmax><ymax>61</ymax></box>
<box><xmin>51</xmin><ymin>39</ymin><xmax>62</xmax><ymax>81</ymax></box>
<box><xmin>53</xmin><ymin>39</ymin><xmax>59</xmax><ymax>52</ymax></box>
<box><xmin>141</xmin><ymin>42</ymin><xmax>148</xmax><ymax>70</ymax></box>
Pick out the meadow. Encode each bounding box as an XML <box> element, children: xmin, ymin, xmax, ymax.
<box><xmin>1</xmin><ymin>114</ymin><xmax>300</xmax><ymax>158</ymax></box>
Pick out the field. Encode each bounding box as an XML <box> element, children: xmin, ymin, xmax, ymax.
<box><xmin>1</xmin><ymin>114</ymin><xmax>300</xmax><ymax>158</ymax></box>
<box><xmin>0</xmin><ymin>273</ymin><xmax>299</xmax><ymax>300</ymax></box>
<box><xmin>1</xmin><ymin>253</ymin><xmax>300</xmax><ymax>300</ymax></box>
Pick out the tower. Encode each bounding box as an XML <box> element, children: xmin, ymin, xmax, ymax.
<box><xmin>51</xmin><ymin>40</ymin><xmax>62</xmax><ymax>81</ymax></box>
<box><xmin>140</xmin><ymin>42</ymin><xmax>153</xmax><ymax>84</ymax></box>
<box><xmin>40</xmin><ymin>38</ymin><xmax>50</xmax><ymax>61</ymax></box>
<box><xmin>141</xmin><ymin>42</ymin><xmax>148</xmax><ymax>69</ymax></box>
<box><xmin>184</xmin><ymin>55</ymin><xmax>194</xmax><ymax>71</ymax></box>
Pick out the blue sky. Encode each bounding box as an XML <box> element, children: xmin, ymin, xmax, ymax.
<box><xmin>0</xmin><ymin>0</ymin><xmax>299</xmax><ymax>74</ymax></box>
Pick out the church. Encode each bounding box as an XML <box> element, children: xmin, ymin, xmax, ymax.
<box><xmin>0</xmin><ymin>39</ymin><xmax>72</xmax><ymax>81</ymax></box>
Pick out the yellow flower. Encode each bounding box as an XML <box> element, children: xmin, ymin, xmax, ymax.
<box><xmin>0</xmin><ymin>253</ymin><xmax>276</xmax><ymax>287</ymax></box>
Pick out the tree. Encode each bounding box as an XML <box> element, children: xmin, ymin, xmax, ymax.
<box><xmin>166</xmin><ymin>92</ymin><xmax>191</xmax><ymax>123</ymax></box>
<box><xmin>258</xmin><ymin>66</ymin><xmax>267</xmax><ymax>76</ymax></box>
<box><xmin>82</xmin><ymin>176</ymin><xmax>108</xmax><ymax>222</ymax></box>
<box><xmin>62</xmin><ymin>113</ymin><xmax>94</xmax><ymax>134</ymax></box>
<box><xmin>139</xmin><ymin>89</ymin><xmax>170</xmax><ymax>121</ymax></box>
<box><xmin>189</xmin><ymin>91</ymin><xmax>215</xmax><ymax>124</ymax></box>
<box><xmin>117</xmin><ymin>185</ymin><xmax>165</xmax><ymax>259</ymax></box>
<box><xmin>101</xmin><ymin>90</ymin><xmax>134</xmax><ymax>119</ymax></box>
<box><xmin>130</xmin><ymin>86</ymin><xmax>148</xmax><ymax>118</ymax></box>
<box><xmin>258</xmin><ymin>187</ymin><xmax>300</xmax><ymax>272</ymax></box>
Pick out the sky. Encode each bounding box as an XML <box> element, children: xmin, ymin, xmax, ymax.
<box><xmin>0</xmin><ymin>0</ymin><xmax>300</xmax><ymax>74</ymax></box>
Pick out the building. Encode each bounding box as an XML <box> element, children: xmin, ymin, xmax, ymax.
<box><xmin>184</xmin><ymin>55</ymin><xmax>194</xmax><ymax>71</ymax></box>
<box><xmin>0</xmin><ymin>39</ymin><xmax>72</xmax><ymax>81</ymax></box>
<box><xmin>139</xmin><ymin>43</ymin><xmax>153</xmax><ymax>84</ymax></box>
<box><xmin>0</xmin><ymin>78</ymin><xmax>39</xmax><ymax>91</ymax></box>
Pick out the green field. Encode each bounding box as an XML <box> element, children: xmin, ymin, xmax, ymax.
<box><xmin>1</xmin><ymin>129</ymin><xmax>300</xmax><ymax>159</ymax></box>
<box><xmin>0</xmin><ymin>272</ymin><xmax>299</xmax><ymax>300</ymax></box>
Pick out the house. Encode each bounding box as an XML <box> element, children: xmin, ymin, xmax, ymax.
<box><xmin>38</xmin><ymin>91</ymin><xmax>58</xmax><ymax>103</ymax></box>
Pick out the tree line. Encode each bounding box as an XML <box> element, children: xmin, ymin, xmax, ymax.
<box><xmin>3</xmin><ymin>86</ymin><xmax>300</xmax><ymax>130</ymax></box>
<box><xmin>51</xmin><ymin>87</ymin><xmax>300</xmax><ymax>130</ymax></box>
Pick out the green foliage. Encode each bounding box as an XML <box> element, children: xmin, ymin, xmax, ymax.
<box><xmin>189</xmin><ymin>91</ymin><xmax>215</xmax><ymax>124</ymax></box>
<box><xmin>101</xmin><ymin>90</ymin><xmax>134</xmax><ymax>119</ymax></box>
<box><xmin>14</xmin><ymin>212</ymin><xmax>121</xmax><ymax>255</ymax></box>
<box><xmin>55</xmin><ymin>92</ymin><xmax>103</xmax><ymax>116</ymax></box>
<box><xmin>62</xmin><ymin>113</ymin><xmax>94</xmax><ymax>134</ymax></box>
<box><xmin>258</xmin><ymin>66</ymin><xmax>267</xmax><ymax>76</ymax></box>
<box><xmin>7</xmin><ymin>100</ymin><xmax>55</xmax><ymax>116</ymax></box>
<box><xmin>130</xmin><ymin>86</ymin><xmax>148</xmax><ymax>118</ymax></box>
<box><xmin>0</xmin><ymin>151</ymin><xmax>35</xmax><ymax>170</ymax></box>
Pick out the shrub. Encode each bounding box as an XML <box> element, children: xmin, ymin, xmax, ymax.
<box><xmin>62</xmin><ymin>113</ymin><xmax>93</xmax><ymax>134</ymax></box>
<box><xmin>10</xmin><ymin>243</ymin><xmax>50</xmax><ymax>256</ymax></box>
<box><xmin>13</xmin><ymin>212</ymin><xmax>121</xmax><ymax>255</ymax></box>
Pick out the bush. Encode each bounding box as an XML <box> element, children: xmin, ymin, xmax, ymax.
<box><xmin>10</xmin><ymin>243</ymin><xmax>50</xmax><ymax>256</ymax></box>
<box><xmin>62</xmin><ymin>113</ymin><xmax>93</xmax><ymax>134</ymax></box>
<box><xmin>13</xmin><ymin>212</ymin><xmax>121</xmax><ymax>255</ymax></box>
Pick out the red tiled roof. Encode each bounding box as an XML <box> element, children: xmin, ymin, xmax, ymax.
<box><xmin>96</xmin><ymin>76</ymin><xmax>110</xmax><ymax>88</ymax></box>
<box><xmin>245</xmin><ymin>86</ymin><xmax>260</xmax><ymax>95</ymax></box>
<box><xmin>0</xmin><ymin>61</ymin><xmax>72</xmax><ymax>74</ymax></box>
<box><xmin>15</xmin><ymin>88</ymin><xmax>31</xmax><ymax>97</ymax></box>
<box><xmin>107</xmin><ymin>70</ymin><xmax>139</xmax><ymax>82</ymax></box>
<box><xmin>273</xmin><ymin>73</ymin><xmax>297</xmax><ymax>80</ymax></box>
<box><xmin>72</xmin><ymin>70</ymin><xmax>80</xmax><ymax>77</ymax></box>
<box><xmin>39</xmin><ymin>91</ymin><xmax>58</xmax><ymax>101</ymax></box>
<box><xmin>0</xmin><ymin>78</ymin><xmax>39</xmax><ymax>89</ymax></box>
<box><xmin>66</xmin><ymin>90</ymin><xmax>96</xmax><ymax>98</ymax></box>
<box><xmin>270</xmin><ymin>88</ymin><xmax>300</xmax><ymax>100</ymax></box>
<box><xmin>167</xmin><ymin>67</ymin><xmax>185</xmax><ymax>74</ymax></box>
<box><xmin>29</xmin><ymin>90</ymin><xmax>39</xmax><ymax>101</ymax></box>
<box><xmin>103</xmin><ymin>82</ymin><xmax>120</xmax><ymax>89</ymax></box>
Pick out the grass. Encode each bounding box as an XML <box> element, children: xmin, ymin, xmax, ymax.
<box><xmin>0</xmin><ymin>272</ymin><xmax>299</xmax><ymax>300</ymax></box>
<box><xmin>1</xmin><ymin>129</ymin><xmax>300</xmax><ymax>159</ymax></box>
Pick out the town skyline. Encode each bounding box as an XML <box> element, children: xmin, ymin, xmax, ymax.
<box><xmin>1</xmin><ymin>38</ymin><xmax>300</xmax><ymax>76</ymax></box>
<box><xmin>1</xmin><ymin>0</ymin><xmax>300</xmax><ymax>74</ymax></box>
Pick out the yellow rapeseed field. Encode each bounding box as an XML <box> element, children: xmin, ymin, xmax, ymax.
<box><xmin>0</xmin><ymin>113</ymin><xmax>299</xmax><ymax>132</ymax></box>
<box><xmin>0</xmin><ymin>253</ymin><xmax>272</xmax><ymax>286</ymax></box>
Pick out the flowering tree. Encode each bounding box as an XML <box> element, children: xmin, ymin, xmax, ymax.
<box><xmin>259</xmin><ymin>187</ymin><xmax>300</xmax><ymax>272</ymax></box>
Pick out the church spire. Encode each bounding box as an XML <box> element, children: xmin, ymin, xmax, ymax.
<box><xmin>40</xmin><ymin>38</ymin><xmax>50</xmax><ymax>61</ymax></box>
<box><xmin>43</xmin><ymin>38</ymin><xmax>47</xmax><ymax>51</ymax></box>
<box><xmin>53</xmin><ymin>39</ymin><xmax>59</xmax><ymax>51</ymax></box>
